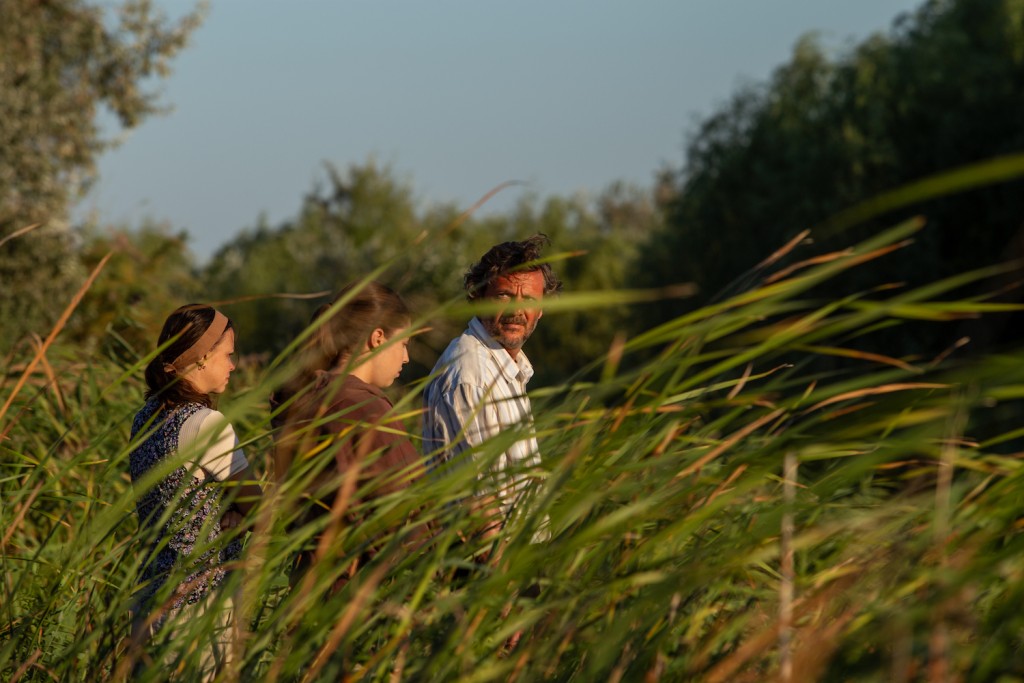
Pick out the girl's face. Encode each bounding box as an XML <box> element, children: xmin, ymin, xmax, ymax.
<box><xmin>369</xmin><ymin>327</ymin><xmax>410</xmax><ymax>388</ymax></box>
<box><xmin>187</xmin><ymin>328</ymin><xmax>237</xmax><ymax>395</ymax></box>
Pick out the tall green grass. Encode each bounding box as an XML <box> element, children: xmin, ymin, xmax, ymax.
<box><xmin>3</xmin><ymin>212</ymin><xmax>1024</xmax><ymax>681</ymax></box>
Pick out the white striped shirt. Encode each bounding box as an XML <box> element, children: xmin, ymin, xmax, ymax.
<box><xmin>423</xmin><ymin>317</ymin><xmax>540</xmax><ymax>518</ymax></box>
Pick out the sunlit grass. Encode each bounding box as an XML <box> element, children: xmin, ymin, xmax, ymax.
<box><xmin>3</xmin><ymin>211</ymin><xmax>1024</xmax><ymax>681</ymax></box>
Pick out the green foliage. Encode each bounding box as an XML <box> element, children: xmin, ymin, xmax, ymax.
<box><xmin>4</xmin><ymin>214</ymin><xmax>1024</xmax><ymax>680</ymax></box>
<box><xmin>202</xmin><ymin>162</ymin><xmax>664</xmax><ymax>385</ymax></box>
<box><xmin>6</xmin><ymin>1</ymin><xmax>1024</xmax><ymax>678</ymax></box>
<box><xmin>203</xmin><ymin>161</ymin><xmax>448</xmax><ymax>360</ymax></box>
<box><xmin>69</xmin><ymin>221</ymin><xmax>200</xmax><ymax>358</ymax></box>
<box><xmin>205</xmin><ymin>160</ymin><xmax>663</xmax><ymax>385</ymax></box>
<box><xmin>638</xmin><ymin>0</ymin><xmax>1024</xmax><ymax>358</ymax></box>
<box><xmin>0</xmin><ymin>0</ymin><xmax>202</xmax><ymax>346</ymax></box>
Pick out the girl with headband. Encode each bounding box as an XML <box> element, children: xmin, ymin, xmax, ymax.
<box><xmin>128</xmin><ymin>304</ymin><xmax>261</xmax><ymax>676</ymax></box>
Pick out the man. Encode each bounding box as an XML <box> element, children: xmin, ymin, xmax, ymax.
<box><xmin>423</xmin><ymin>234</ymin><xmax>562</xmax><ymax>534</ymax></box>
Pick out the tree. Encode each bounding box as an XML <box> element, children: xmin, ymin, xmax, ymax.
<box><xmin>69</xmin><ymin>221</ymin><xmax>199</xmax><ymax>358</ymax></box>
<box><xmin>636</xmin><ymin>0</ymin><xmax>1024</xmax><ymax>357</ymax></box>
<box><xmin>202</xmin><ymin>161</ymin><xmax>664</xmax><ymax>384</ymax></box>
<box><xmin>0</xmin><ymin>0</ymin><xmax>202</xmax><ymax>346</ymax></box>
<box><xmin>202</xmin><ymin>161</ymin><xmax>444</xmax><ymax>362</ymax></box>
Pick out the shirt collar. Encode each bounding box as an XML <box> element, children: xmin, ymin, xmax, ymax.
<box><xmin>468</xmin><ymin>316</ymin><xmax>534</xmax><ymax>385</ymax></box>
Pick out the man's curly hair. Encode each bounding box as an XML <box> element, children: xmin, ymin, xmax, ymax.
<box><xmin>463</xmin><ymin>234</ymin><xmax>563</xmax><ymax>302</ymax></box>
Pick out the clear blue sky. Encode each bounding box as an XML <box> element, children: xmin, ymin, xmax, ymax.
<box><xmin>79</xmin><ymin>0</ymin><xmax>923</xmax><ymax>261</ymax></box>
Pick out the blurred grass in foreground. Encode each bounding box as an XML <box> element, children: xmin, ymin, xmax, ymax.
<box><xmin>3</xmin><ymin>210</ymin><xmax>1024</xmax><ymax>681</ymax></box>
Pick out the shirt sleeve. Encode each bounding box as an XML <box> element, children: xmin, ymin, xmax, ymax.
<box><xmin>426</xmin><ymin>382</ymin><xmax>500</xmax><ymax>466</ymax></box>
<box><xmin>180</xmin><ymin>409</ymin><xmax>250</xmax><ymax>481</ymax></box>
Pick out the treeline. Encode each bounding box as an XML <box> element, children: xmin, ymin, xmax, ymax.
<box><xmin>6</xmin><ymin>2</ymin><xmax>1024</xmax><ymax>677</ymax></box>
<box><xmin>636</xmin><ymin>0</ymin><xmax>1024</xmax><ymax>359</ymax></box>
<box><xmin>70</xmin><ymin>164</ymin><xmax>666</xmax><ymax>387</ymax></box>
<box><xmin>0</xmin><ymin>0</ymin><xmax>202</xmax><ymax>345</ymax></box>
<box><xmin>4</xmin><ymin>0</ymin><xmax>1024</xmax><ymax>381</ymax></box>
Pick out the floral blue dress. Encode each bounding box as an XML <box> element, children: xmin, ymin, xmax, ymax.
<box><xmin>129</xmin><ymin>399</ymin><xmax>242</xmax><ymax>623</ymax></box>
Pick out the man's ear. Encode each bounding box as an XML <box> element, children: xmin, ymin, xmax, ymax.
<box><xmin>537</xmin><ymin>310</ymin><xmax>543</xmax><ymax>321</ymax></box>
<box><xmin>369</xmin><ymin>328</ymin><xmax>386</xmax><ymax>349</ymax></box>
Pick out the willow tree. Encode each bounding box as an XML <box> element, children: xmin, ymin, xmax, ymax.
<box><xmin>0</xmin><ymin>0</ymin><xmax>202</xmax><ymax>346</ymax></box>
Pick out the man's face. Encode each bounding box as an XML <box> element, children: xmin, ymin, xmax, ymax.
<box><xmin>479</xmin><ymin>270</ymin><xmax>546</xmax><ymax>358</ymax></box>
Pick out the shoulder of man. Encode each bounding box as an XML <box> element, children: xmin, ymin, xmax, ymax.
<box><xmin>429</xmin><ymin>324</ymin><xmax>501</xmax><ymax>390</ymax></box>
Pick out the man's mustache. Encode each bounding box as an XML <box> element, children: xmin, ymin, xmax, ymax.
<box><xmin>500</xmin><ymin>315</ymin><xmax>529</xmax><ymax>326</ymax></box>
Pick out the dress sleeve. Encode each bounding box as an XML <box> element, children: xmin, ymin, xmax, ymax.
<box><xmin>180</xmin><ymin>409</ymin><xmax>250</xmax><ymax>481</ymax></box>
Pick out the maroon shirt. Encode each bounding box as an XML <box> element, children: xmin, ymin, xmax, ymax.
<box><xmin>277</xmin><ymin>372</ymin><xmax>424</xmax><ymax>586</ymax></box>
<box><xmin>316</xmin><ymin>373</ymin><xmax>421</xmax><ymax>491</ymax></box>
